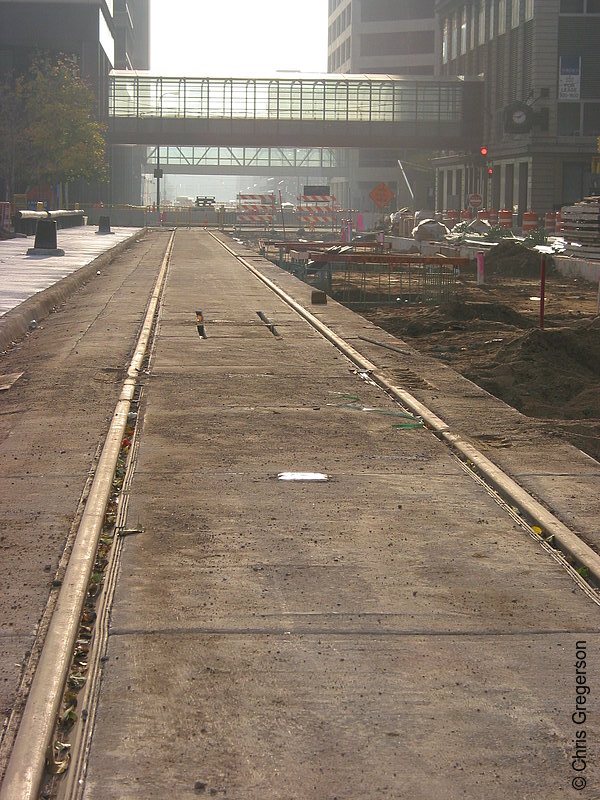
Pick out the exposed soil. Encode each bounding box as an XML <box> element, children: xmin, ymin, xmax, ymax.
<box><xmin>360</xmin><ymin>253</ymin><xmax>600</xmax><ymax>463</ymax></box>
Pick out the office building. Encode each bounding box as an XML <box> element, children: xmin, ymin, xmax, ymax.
<box><xmin>435</xmin><ymin>0</ymin><xmax>600</xmax><ymax>217</ymax></box>
<box><xmin>0</xmin><ymin>0</ymin><xmax>150</xmax><ymax>204</ymax></box>
<box><xmin>327</xmin><ymin>0</ymin><xmax>438</xmax><ymax>212</ymax></box>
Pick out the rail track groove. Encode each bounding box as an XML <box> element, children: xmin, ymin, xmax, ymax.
<box><xmin>0</xmin><ymin>231</ymin><xmax>175</xmax><ymax>800</ymax></box>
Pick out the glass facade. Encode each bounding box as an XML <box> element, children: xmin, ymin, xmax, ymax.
<box><xmin>145</xmin><ymin>146</ymin><xmax>340</xmax><ymax>170</ymax></box>
<box><xmin>110</xmin><ymin>73</ymin><xmax>464</xmax><ymax>124</ymax></box>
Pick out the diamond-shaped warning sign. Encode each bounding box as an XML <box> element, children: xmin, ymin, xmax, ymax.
<box><xmin>369</xmin><ymin>182</ymin><xmax>395</xmax><ymax>209</ymax></box>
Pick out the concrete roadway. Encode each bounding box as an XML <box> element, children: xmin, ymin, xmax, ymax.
<box><xmin>78</xmin><ymin>231</ymin><xmax>599</xmax><ymax>799</ymax></box>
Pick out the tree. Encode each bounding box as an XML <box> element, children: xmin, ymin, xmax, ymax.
<box><xmin>0</xmin><ymin>75</ymin><xmax>28</xmax><ymax>202</ymax></box>
<box><xmin>0</xmin><ymin>55</ymin><xmax>108</xmax><ymax>203</ymax></box>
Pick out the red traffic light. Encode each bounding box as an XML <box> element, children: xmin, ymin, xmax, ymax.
<box><xmin>480</xmin><ymin>146</ymin><xmax>488</xmax><ymax>157</ymax></box>
<box><xmin>488</xmin><ymin>167</ymin><xmax>494</xmax><ymax>176</ymax></box>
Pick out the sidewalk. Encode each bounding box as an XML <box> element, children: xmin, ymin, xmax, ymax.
<box><xmin>0</xmin><ymin>226</ymin><xmax>142</xmax><ymax>351</ymax></box>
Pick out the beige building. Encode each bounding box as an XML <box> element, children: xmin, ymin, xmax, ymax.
<box><xmin>327</xmin><ymin>0</ymin><xmax>438</xmax><ymax>211</ymax></box>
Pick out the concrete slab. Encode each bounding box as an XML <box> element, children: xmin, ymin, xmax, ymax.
<box><xmin>82</xmin><ymin>232</ymin><xmax>600</xmax><ymax>799</ymax></box>
<box><xmin>85</xmin><ymin>632</ymin><xmax>600</xmax><ymax>800</ymax></box>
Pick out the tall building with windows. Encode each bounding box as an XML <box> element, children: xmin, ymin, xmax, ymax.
<box><xmin>328</xmin><ymin>0</ymin><xmax>437</xmax><ymax>75</ymax></box>
<box><xmin>327</xmin><ymin>1</ymin><xmax>438</xmax><ymax>211</ymax></box>
<box><xmin>0</xmin><ymin>0</ymin><xmax>150</xmax><ymax>203</ymax></box>
<box><xmin>435</xmin><ymin>0</ymin><xmax>600</xmax><ymax>218</ymax></box>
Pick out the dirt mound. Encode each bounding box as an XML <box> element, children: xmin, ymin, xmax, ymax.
<box><xmin>482</xmin><ymin>240</ymin><xmax>553</xmax><ymax>278</ymax></box>
<box><xmin>468</xmin><ymin>317</ymin><xmax>600</xmax><ymax>420</ymax></box>
<box><xmin>400</xmin><ymin>300</ymin><xmax>533</xmax><ymax>336</ymax></box>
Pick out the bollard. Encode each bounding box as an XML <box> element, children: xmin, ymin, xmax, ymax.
<box><xmin>96</xmin><ymin>216</ymin><xmax>114</xmax><ymax>235</ymax></box>
<box><xmin>26</xmin><ymin>219</ymin><xmax>65</xmax><ymax>256</ymax></box>
<box><xmin>539</xmin><ymin>255</ymin><xmax>546</xmax><ymax>330</ymax></box>
<box><xmin>477</xmin><ymin>251</ymin><xmax>485</xmax><ymax>285</ymax></box>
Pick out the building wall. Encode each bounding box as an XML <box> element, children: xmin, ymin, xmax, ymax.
<box><xmin>0</xmin><ymin>0</ymin><xmax>150</xmax><ymax>204</ymax></box>
<box><xmin>328</xmin><ymin>1</ymin><xmax>437</xmax><ymax>213</ymax></box>
<box><xmin>435</xmin><ymin>0</ymin><xmax>600</xmax><ymax>217</ymax></box>
<box><xmin>328</xmin><ymin>0</ymin><xmax>437</xmax><ymax>75</ymax></box>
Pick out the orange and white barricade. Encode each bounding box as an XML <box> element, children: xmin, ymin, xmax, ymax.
<box><xmin>444</xmin><ymin>209</ymin><xmax>459</xmax><ymax>228</ymax></box>
<box><xmin>488</xmin><ymin>208</ymin><xmax>499</xmax><ymax>226</ymax></box>
<box><xmin>522</xmin><ymin>211</ymin><xmax>539</xmax><ymax>233</ymax></box>
<box><xmin>555</xmin><ymin>210</ymin><xmax>564</xmax><ymax>234</ymax></box>
<box><xmin>498</xmin><ymin>209</ymin><xmax>513</xmax><ymax>229</ymax></box>
<box><xmin>237</xmin><ymin>194</ymin><xmax>276</xmax><ymax>226</ymax></box>
<box><xmin>296</xmin><ymin>195</ymin><xmax>339</xmax><ymax>229</ymax></box>
<box><xmin>544</xmin><ymin>211</ymin><xmax>557</xmax><ymax>234</ymax></box>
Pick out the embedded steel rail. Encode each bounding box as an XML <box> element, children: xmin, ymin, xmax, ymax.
<box><xmin>0</xmin><ymin>231</ymin><xmax>176</xmax><ymax>800</ymax></box>
<box><xmin>210</xmin><ymin>230</ymin><xmax>600</xmax><ymax>590</ymax></box>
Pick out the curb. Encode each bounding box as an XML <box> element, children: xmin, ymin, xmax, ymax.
<box><xmin>0</xmin><ymin>229</ymin><xmax>147</xmax><ymax>355</ymax></box>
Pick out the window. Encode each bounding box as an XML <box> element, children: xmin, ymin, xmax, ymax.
<box><xmin>525</xmin><ymin>0</ymin><xmax>534</xmax><ymax>19</ymax></box>
<box><xmin>451</xmin><ymin>15</ymin><xmax>458</xmax><ymax>59</ymax></box>
<box><xmin>490</xmin><ymin>0</ymin><xmax>495</xmax><ymax>38</ymax></box>
<box><xmin>479</xmin><ymin>0</ymin><xmax>486</xmax><ymax>44</ymax></box>
<box><xmin>460</xmin><ymin>6</ymin><xmax>468</xmax><ymax>53</ymax></box>
<box><xmin>559</xmin><ymin>0</ymin><xmax>583</xmax><ymax>10</ymax></box>
<box><xmin>499</xmin><ymin>0</ymin><xmax>507</xmax><ymax>32</ymax></box>
<box><xmin>470</xmin><ymin>5</ymin><xmax>476</xmax><ymax>49</ymax></box>
<box><xmin>443</xmin><ymin>18</ymin><xmax>449</xmax><ymax>63</ymax></box>
<box><xmin>512</xmin><ymin>0</ymin><xmax>520</xmax><ymax>27</ymax></box>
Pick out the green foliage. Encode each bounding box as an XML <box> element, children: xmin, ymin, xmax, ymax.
<box><xmin>484</xmin><ymin>225</ymin><xmax>516</xmax><ymax>242</ymax></box>
<box><xmin>0</xmin><ymin>55</ymin><xmax>107</xmax><ymax>200</ymax></box>
<box><xmin>521</xmin><ymin>226</ymin><xmax>548</xmax><ymax>248</ymax></box>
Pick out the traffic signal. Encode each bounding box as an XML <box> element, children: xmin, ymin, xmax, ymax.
<box><xmin>480</xmin><ymin>146</ymin><xmax>488</xmax><ymax>157</ymax></box>
<box><xmin>488</xmin><ymin>167</ymin><xmax>494</xmax><ymax>176</ymax></box>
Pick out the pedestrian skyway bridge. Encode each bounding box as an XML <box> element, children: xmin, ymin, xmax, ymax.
<box><xmin>109</xmin><ymin>71</ymin><xmax>483</xmax><ymax>150</ymax></box>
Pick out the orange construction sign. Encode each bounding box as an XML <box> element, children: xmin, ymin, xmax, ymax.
<box><xmin>369</xmin><ymin>182</ymin><xmax>395</xmax><ymax>209</ymax></box>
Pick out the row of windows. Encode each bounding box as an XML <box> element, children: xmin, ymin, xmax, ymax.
<box><xmin>328</xmin><ymin>0</ymin><xmax>347</xmax><ymax>14</ymax></box>
<box><xmin>328</xmin><ymin>4</ymin><xmax>351</xmax><ymax>44</ymax></box>
<box><xmin>443</xmin><ymin>0</ymin><xmax>533</xmax><ymax>63</ymax></box>
<box><xmin>328</xmin><ymin>38</ymin><xmax>351</xmax><ymax>72</ymax></box>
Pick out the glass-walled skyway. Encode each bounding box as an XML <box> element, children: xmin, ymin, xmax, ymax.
<box><xmin>109</xmin><ymin>72</ymin><xmax>483</xmax><ymax>150</ymax></box>
<box><xmin>110</xmin><ymin>72</ymin><xmax>464</xmax><ymax>124</ymax></box>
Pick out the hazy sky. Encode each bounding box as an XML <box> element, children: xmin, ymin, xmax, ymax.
<box><xmin>150</xmin><ymin>0</ymin><xmax>328</xmax><ymax>75</ymax></box>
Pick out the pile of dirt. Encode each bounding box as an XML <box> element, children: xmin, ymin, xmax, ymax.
<box><xmin>400</xmin><ymin>299</ymin><xmax>533</xmax><ymax>337</ymax></box>
<box><xmin>482</xmin><ymin>240</ymin><xmax>554</xmax><ymax>278</ymax></box>
<box><xmin>360</xmin><ymin>272</ymin><xmax>600</xmax><ymax>462</ymax></box>
<box><xmin>466</xmin><ymin>317</ymin><xmax>600</xmax><ymax>421</ymax></box>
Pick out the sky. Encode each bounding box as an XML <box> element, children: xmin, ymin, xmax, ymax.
<box><xmin>150</xmin><ymin>0</ymin><xmax>329</xmax><ymax>76</ymax></box>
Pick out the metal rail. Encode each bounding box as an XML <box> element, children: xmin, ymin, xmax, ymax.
<box><xmin>0</xmin><ymin>232</ymin><xmax>176</xmax><ymax>800</ymax></box>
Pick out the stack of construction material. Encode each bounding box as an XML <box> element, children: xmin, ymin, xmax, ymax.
<box><xmin>561</xmin><ymin>196</ymin><xmax>600</xmax><ymax>259</ymax></box>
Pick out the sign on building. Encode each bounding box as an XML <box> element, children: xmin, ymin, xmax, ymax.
<box><xmin>303</xmin><ymin>185</ymin><xmax>330</xmax><ymax>197</ymax></box>
<box><xmin>559</xmin><ymin>56</ymin><xmax>581</xmax><ymax>101</ymax></box>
